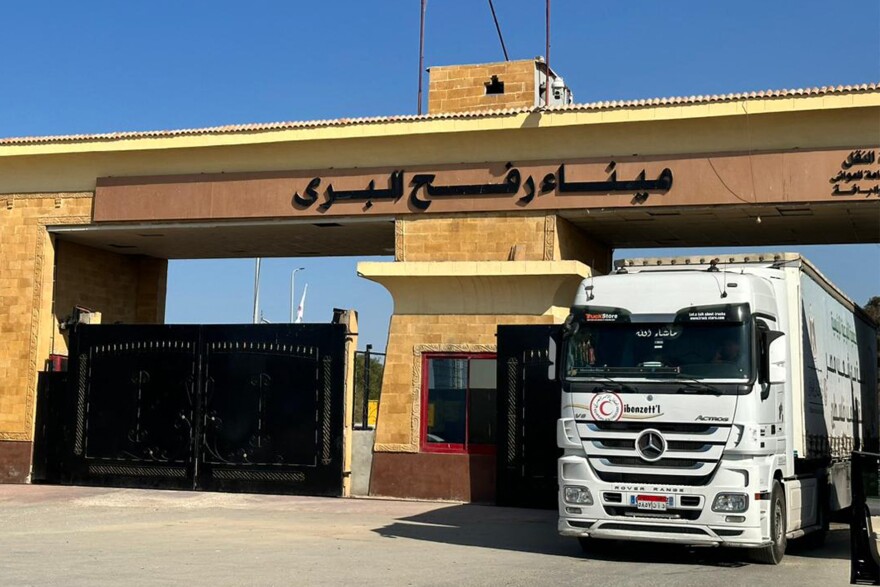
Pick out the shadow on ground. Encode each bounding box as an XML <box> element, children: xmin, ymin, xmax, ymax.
<box><xmin>787</xmin><ymin>527</ymin><xmax>851</xmax><ymax>560</ymax></box>
<box><xmin>373</xmin><ymin>504</ymin><xmax>851</xmax><ymax>566</ymax></box>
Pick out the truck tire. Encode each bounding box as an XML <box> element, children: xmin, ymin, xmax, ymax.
<box><xmin>751</xmin><ymin>481</ymin><xmax>787</xmax><ymax>564</ymax></box>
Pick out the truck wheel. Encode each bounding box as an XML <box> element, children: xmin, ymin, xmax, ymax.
<box><xmin>751</xmin><ymin>481</ymin><xmax>787</xmax><ymax>564</ymax></box>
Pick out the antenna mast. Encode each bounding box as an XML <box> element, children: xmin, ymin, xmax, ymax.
<box><xmin>544</xmin><ymin>0</ymin><xmax>551</xmax><ymax>107</ymax></box>
<box><xmin>417</xmin><ymin>0</ymin><xmax>427</xmax><ymax>115</ymax></box>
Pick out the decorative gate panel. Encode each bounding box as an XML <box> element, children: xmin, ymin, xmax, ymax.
<box><xmin>196</xmin><ymin>325</ymin><xmax>344</xmax><ymax>495</ymax></box>
<box><xmin>35</xmin><ymin>323</ymin><xmax>346</xmax><ymax>496</ymax></box>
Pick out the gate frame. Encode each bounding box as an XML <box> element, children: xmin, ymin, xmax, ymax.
<box><xmin>33</xmin><ymin>315</ymin><xmax>358</xmax><ymax>497</ymax></box>
<box><xmin>495</xmin><ymin>324</ymin><xmax>563</xmax><ymax>509</ymax></box>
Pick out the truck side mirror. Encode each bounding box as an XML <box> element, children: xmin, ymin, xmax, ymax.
<box><xmin>767</xmin><ymin>331</ymin><xmax>786</xmax><ymax>385</ymax></box>
<box><xmin>758</xmin><ymin>321</ymin><xmax>785</xmax><ymax>388</ymax></box>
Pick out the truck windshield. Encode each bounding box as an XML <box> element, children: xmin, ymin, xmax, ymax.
<box><xmin>565</xmin><ymin>322</ymin><xmax>751</xmax><ymax>382</ymax></box>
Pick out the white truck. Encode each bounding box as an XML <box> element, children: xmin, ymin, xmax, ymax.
<box><xmin>556</xmin><ymin>253</ymin><xmax>878</xmax><ymax>564</ymax></box>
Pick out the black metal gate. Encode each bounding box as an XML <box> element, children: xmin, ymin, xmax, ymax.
<box><xmin>496</xmin><ymin>325</ymin><xmax>562</xmax><ymax>509</ymax></box>
<box><xmin>852</xmin><ymin>451</ymin><xmax>880</xmax><ymax>584</ymax></box>
<box><xmin>34</xmin><ymin>323</ymin><xmax>346</xmax><ymax>496</ymax></box>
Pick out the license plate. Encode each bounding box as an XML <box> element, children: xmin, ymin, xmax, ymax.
<box><xmin>634</xmin><ymin>494</ymin><xmax>673</xmax><ymax>511</ymax></box>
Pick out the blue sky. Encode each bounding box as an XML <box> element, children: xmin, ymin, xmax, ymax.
<box><xmin>2</xmin><ymin>1</ymin><xmax>878</xmax><ymax>349</ymax></box>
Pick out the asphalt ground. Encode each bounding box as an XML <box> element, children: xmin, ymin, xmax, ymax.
<box><xmin>0</xmin><ymin>485</ymin><xmax>853</xmax><ymax>586</ymax></box>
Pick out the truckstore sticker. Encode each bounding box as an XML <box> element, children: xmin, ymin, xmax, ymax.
<box><xmin>590</xmin><ymin>392</ymin><xmax>624</xmax><ymax>421</ymax></box>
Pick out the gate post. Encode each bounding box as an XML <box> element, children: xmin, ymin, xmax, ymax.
<box><xmin>362</xmin><ymin>345</ymin><xmax>372</xmax><ymax>430</ymax></box>
<box><xmin>337</xmin><ymin>310</ymin><xmax>358</xmax><ymax>497</ymax></box>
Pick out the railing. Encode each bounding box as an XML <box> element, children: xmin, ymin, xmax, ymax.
<box><xmin>353</xmin><ymin>345</ymin><xmax>385</xmax><ymax>430</ymax></box>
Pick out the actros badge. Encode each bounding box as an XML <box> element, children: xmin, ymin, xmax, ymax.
<box><xmin>590</xmin><ymin>392</ymin><xmax>623</xmax><ymax>421</ymax></box>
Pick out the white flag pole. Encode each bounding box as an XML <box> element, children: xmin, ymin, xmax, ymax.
<box><xmin>252</xmin><ymin>258</ymin><xmax>262</xmax><ymax>324</ymax></box>
<box><xmin>295</xmin><ymin>283</ymin><xmax>309</xmax><ymax>324</ymax></box>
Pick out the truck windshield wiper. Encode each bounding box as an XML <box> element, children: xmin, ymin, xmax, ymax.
<box><xmin>591</xmin><ymin>377</ymin><xmax>640</xmax><ymax>394</ymax></box>
<box><xmin>569</xmin><ymin>370</ymin><xmax>639</xmax><ymax>393</ymax></box>
<box><xmin>672</xmin><ymin>374</ymin><xmax>723</xmax><ymax>396</ymax></box>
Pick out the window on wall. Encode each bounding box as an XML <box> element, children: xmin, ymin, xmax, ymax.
<box><xmin>421</xmin><ymin>354</ymin><xmax>497</xmax><ymax>454</ymax></box>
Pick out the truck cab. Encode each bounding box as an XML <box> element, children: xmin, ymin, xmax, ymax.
<box><xmin>556</xmin><ymin>254</ymin><xmax>875</xmax><ymax>564</ymax></box>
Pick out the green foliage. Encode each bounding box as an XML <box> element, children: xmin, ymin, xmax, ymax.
<box><xmin>353</xmin><ymin>353</ymin><xmax>384</xmax><ymax>426</ymax></box>
<box><xmin>864</xmin><ymin>296</ymin><xmax>880</xmax><ymax>326</ymax></box>
<box><xmin>864</xmin><ymin>297</ymin><xmax>880</xmax><ymax>367</ymax></box>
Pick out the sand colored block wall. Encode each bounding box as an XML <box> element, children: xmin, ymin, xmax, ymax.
<box><xmin>0</xmin><ymin>192</ymin><xmax>166</xmax><ymax>482</ymax></box>
<box><xmin>51</xmin><ymin>241</ymin><xmax>168</xmax><ymax>356</ymax></box>
<box><xmin>396</xmin><ymin>212</ymin><xmax>551</xmax><ymax>262</ymax></box>
<box><xmin>135</xmin><ymin>257</ymin><xmax>168</xmax><ymax>324</ymax></box>
<box><xmin>373</xmin><ymin>313</ymin><xmax>555</xmax><ymax>451</ymax></box>
<box><xmin>396</xmin><ymin>212</ymin><xmax>611</xmax><ymax>266</ymax></box>
<box><xmin>371</xmin><ymin>213</ymin><xmax>608</xmax><ymax>454</ymax></box>
<box><xmin>428</xmin><ymin>60</ymin><xmax>537</xmax><ymax>114</ymax></box>
<box><xmin>553</xmin><ymin>215</ymin><xmax>613</xmax><ymax>274</ymax></box>
<box><xmin>0</xmin><ymin>193</ymin><xmax>92</xmax><ymax>446</ymax></box>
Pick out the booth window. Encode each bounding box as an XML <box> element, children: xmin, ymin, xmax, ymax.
<box><xmin>421</xmin><ymin>354</ymin><xmax>497</xmax><ymax>454</ymax></box>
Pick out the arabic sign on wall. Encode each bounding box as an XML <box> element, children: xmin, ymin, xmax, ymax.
<box><xmin>93</xmin><ymin>147</ymin><xmax>879</xmax><ymax>223</ymax></box>
<box><xmin>830</xmin><ymin>149</ymin><xmax>880</xmax><ymax>197</ymax></box>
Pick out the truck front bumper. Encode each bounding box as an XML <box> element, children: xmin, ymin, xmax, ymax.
<box><xmin>558</xmin><ymin>455</ymin><xmax>771</xmax><ymax>548</ymax></box>
<box><xmin>558</xmin><ymin>518</ymin><xmax>770</xmax><ymax>548</ymax></box>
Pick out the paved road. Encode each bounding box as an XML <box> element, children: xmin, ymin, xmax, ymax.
<box><xmin>0</xmin><ymin>485</ymin><xmax>852</xmax><ymax>586</ymax></box>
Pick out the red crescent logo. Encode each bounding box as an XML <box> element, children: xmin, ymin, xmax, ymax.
<box><xmin>590</xmin><ymin>392</ymin><xmax>622</xmax><ymax>421</ymax></box>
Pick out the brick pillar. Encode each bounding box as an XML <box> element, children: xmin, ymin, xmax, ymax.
<box><xmin>135</xmin><ymin>257</ymin><xmax>168</xmax><ymax>324</ymax></box>
<box><xmin>0</xmin><ymin>193</ymin><xmax>92</xmax><ymax>482</ymax></box>
<box><xmin>361</xmin><ymin>212</ymin><xmax>610</xmax><ymax>502</ymax></box>
<box><xmin>0</xmin><ymin>209</ymin><xmax>169</xmax><ymax>483</ymax></box>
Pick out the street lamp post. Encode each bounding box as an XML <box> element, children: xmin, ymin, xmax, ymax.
<box><xmin>290</xmin><ymin>267</ymin><xmax>305</xmax><ymax>322</ymax></box>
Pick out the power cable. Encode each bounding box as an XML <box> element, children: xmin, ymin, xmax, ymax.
<box><xmin>487</xmin><ymin>0</ymin><xmax>509</xmax><ymax>61</ymax></box>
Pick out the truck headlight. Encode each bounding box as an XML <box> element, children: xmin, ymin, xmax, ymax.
<box><xmin>564</xmin><ymin>485</ymin><xmax>593</xmax><ymax>505</ymax></box>
<box><xmin>712</xmin><ymin>493</ymin><xmax>748</xmax><ymax>513</ymax></box>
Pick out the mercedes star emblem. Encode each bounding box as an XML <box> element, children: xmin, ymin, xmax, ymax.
<box><xmin>635</xmin><ymin>429</ymin><xmax>667</xmax><ymax>462</ymax></box>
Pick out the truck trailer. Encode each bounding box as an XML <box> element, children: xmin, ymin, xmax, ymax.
<box><xmin>556</xmin><ymin>253</ymin><xmax>878</xmax><ymax>564</ymax></box>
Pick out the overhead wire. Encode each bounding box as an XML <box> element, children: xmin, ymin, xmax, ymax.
<box><xmin>487</xmin><ymin>0</ymin><xmax>510</xmax><ymax>61</ymax></box>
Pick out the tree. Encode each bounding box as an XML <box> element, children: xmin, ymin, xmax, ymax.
<box><xmin>866</xmin><ymin>296</ymin><xmax>880</xmax><ymax>361</ymax></box>
<box><xmin>353</xmin><ymin>353</ymin><xmax>384</xmax><ymax>427</ymax></box>
<box><xmin>865</xmin><ymin>296</ymin><xmax>880</xmax><ymax>326</ymax></box>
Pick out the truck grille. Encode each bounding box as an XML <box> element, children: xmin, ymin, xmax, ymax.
<box><xmin>590</xmin><ymin>421</ymin><xmax>717</xmax><ymax>434</ymax></box>
<box><xmin>577</xmin><ymin>420</ymin><xmax>730</xmax><ymax>486</ymax></box>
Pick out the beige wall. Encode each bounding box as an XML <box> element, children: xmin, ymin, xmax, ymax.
<box><xmin>428</xmin><ymin>60</ymin><xmax>537</xmax><ymax>114</ymax></box>
<box><xmin>0</xmin><ymin>192</ymin><xmax>166</xmax><ymax>482</ymax></box>
<box><xmin>554</xmin><ymin>216</ymin><xmax>613</xmax><ymax>275</ymax></box>
<box><xmin>396</xmin><ymin>212</ymin><xmax>547</xmax><ymax>262</ymax></box>
<box><xmin>369</xmin><ymin>213</ymin><xmax>606</xmax><ymax>452</ymax></box>
<box><xmin>395</xmin><ymin>212</ymin><xmax>607</xmax><ymax>264</ymax></box>
<box><xmin>52</xmin><ymin>240</ymin><xmax>168</xmax><ymax>355</ymax></box>
<box><xmin>0</xmin><ymin>193</ymin><xmax>92</xmax><ymax>445</ymax></box>
<box><xmin>374</xmin><ymin>313</ymin><xmax>555</xmax><ymax>451</ymax></box>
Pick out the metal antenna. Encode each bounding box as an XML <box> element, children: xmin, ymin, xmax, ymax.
<box><xmin>487</xmin><ymin>0</ymin><xmax>510</xmax><ymax>61</ymax></box>
<box><xmin>417</xmin><ymin>0</ymin><xmax>427</xmax><ymax>114</ymax></box>
<box><xmin>545</xmin><ymin>0</ymin><xmax>551</xmax><ymax>107</ymax></box>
